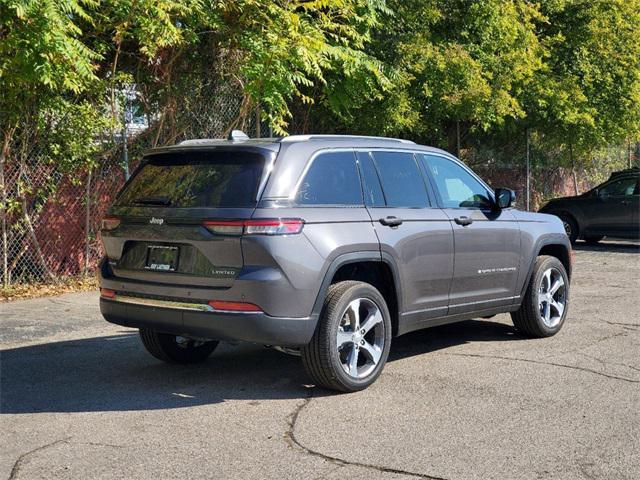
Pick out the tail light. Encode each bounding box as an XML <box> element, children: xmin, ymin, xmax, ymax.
<box><xmin>100</xmin><ymin>288</ymin><xmax>116</xmax><ymax>299</ymax></box>
<box><xmin>208</xmin><ymin>300</ymin><xmax>262</xmax><ymax>312</ymax></box>
<box><xmin>203</xmin><ymin>218</ymin><xmax>304</xmax><ymax>236</ymax></box>
<box><xmin>244</xmin><ymin>219</ymin><xmax>304</xmax><ymax>235</ymax></box>
<box><xmin>101</xmin><ymin>216</ymin><xmax>121</xmax><ymax>231</ymax></box>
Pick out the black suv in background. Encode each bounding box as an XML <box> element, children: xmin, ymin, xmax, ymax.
<box><xmin>99</xmin><ymin>134</ymin><xmax>572</xmax><ymax>392</ymax></box>
<box><xmin>540</xmin><ymin>168</ymin><xmax>640</xmax><ymax>244</ymax></box>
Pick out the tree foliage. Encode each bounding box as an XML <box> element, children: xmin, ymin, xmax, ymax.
<box><xmin>0</xmin><ymin>0</ymin><xmax>639</xmax><ymax>165</ymax></box>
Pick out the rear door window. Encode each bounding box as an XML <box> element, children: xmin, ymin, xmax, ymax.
<box><xmin>356</xmin><ymin>152</ymin><xmax>385</xmax><ymax>207</ymax></box>
<box><xmin>115</xmin><ymin>151</ymin><xmax>265</xmax><ymax>208</ymax></box>
<box><xmin>371</xmin><ymin>151</ymin><xmax>430</xmax><ymax>207</ymax></box>
<box><xmin>296</xmin><ymin>151</ymin><xmax>363</xmax><ymax>205</ymax></box>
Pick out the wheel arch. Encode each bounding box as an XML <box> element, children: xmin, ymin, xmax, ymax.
<box><xmin>310</xmin><ymin>252</ymin><xmax>403</xmax><ymax>336</ymax></box>
<box><xmin>520</xmin><ymin>235</ymin><xmax>572</xmax><ymax>298</ymax></box>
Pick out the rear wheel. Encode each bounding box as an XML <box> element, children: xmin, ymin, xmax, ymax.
<box><xmin>139</xmin><ymin>328</ymin><xmax>219</xmax><ymax>364</ymax></box>
<box><xmin>301</xmin><ymin>281</ymin><xmax>392</xmax><ymax>392</ymax></box>
<box><xmin>511</xmin><ymin>255</ymin><xmax>569</xmax><ymax>338</ymax></box>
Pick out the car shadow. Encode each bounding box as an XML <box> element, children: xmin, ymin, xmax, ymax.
<box><xmin>1</xmin><ymin>319</ymin><xmax>522</xmax><ymax>414</ymax></box>
<box><xmin>573</xmin><ymin>240</ymin><xmax>640</xmax><ymax>253</ymax></box>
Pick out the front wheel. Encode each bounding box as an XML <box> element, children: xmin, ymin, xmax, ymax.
<box><xmin>139</xmin><ymin>329</ymin><xmax>219</xmax><ymax>364</ymax></box>
<box><xmin>558</xmin><ymin>214</ymin><xmax>578</xmax><ymax>244</ymax></box>
<box><xmin>511</xmin><ymin>255</ymin><xmax>569</xmax><ymax>338</ymax></box>
<box><xmin>301</xmin><ymin>281</ymin><xmax>392</xmax><ymax>392</ymax></box>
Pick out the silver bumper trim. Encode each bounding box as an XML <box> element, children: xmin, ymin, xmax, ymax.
<box><xmin>111</xmin><ymin>295</ymin><xmax>214</xmax><ymax>312</ymax></box>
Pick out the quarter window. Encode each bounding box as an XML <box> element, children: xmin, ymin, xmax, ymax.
<box><xmin>371</xmin><ymin>151</ymin><xmax>430</xmax><ymax>207</ymax></box>
<box><xmin>296</xmin><ymin>151</ymin><xmax>362</xmax><ymax>205</ymax></box>
<box><xmin>420</xmin><ymin>155</ymin><xmax>493</xmax><ymax>209</ymax></box>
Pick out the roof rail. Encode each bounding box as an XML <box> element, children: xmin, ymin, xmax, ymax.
<box><xmin>177</xmin><ymin>138</ymin><xmax>228</xmax><ymax>146</ymax></box>
<box><xmin>279</xmin><ymin>134</ymin><xmax>415</xmax><ymax>144</ymax></box>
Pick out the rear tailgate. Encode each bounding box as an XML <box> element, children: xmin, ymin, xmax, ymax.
<box><xmin>101</xmin><ymin>148</ymin><xmax>272</xmax><ymax>287</ymax></box>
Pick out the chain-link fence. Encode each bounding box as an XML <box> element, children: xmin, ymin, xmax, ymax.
<box><xmin>1</xmin><ymin>88</ymin><xmax>270</xmax><ymax>287</ymax></box>
<box><xmin>1</xmin><ymin>96</ymin><xmax>636</xmax><ymax>287</ymax></box>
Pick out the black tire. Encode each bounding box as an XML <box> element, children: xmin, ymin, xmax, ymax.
<box><xmin>139</xmin><ymin>328</ymin><xmax>219</xmax><ymax>364</ymax></box>
<box><xmin>511</xmin><ymin>255</ymin><xmax>569</xmax><ymax>338</ymax></box>
<box><xmin>583</xmin><ymin>235</ymin><xmax>604</xmax><ymax>244</ymax></box>
<box><xmin>301</xmin><ymin>281</ymin><xmax>392</xmax><ymax>392</ymax></box>
<box><xmin>558</xmin><ymin>213</ymin><xmax>578</xmax><ymax>244</ymax></box>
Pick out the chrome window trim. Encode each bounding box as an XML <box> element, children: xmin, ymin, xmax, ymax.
<box><xmin>288</xmin><ymin>146</ymin><xmax>496</xmax><ymax>206</ymax></box>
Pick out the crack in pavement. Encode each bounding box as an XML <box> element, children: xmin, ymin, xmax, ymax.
<box><xmin>285</xmin><ymin>388</ymin><xmax>448</xmax><ymax>480</ymax></box>
<box><xmin>446</xmin><ymin>353</ymin><xmax>639</xmax><ymax>383</ymax></box>
<box><xmin>575</xmin><ymin>352</ymin><xmax>640</xmax><ymax>373</ymax></box>
<box><xmin>8</xmin><ymin>437</ymin><xmax>72</xmax><ymax>480</ymax></box>
<box><xmin>544</xmin><ymin>331</ymin><xmax>628</xmax><ymax>359</ymax></box>
<box><xmin>606</xmin><ymin>321</ymin><xmax>640</xmax><ymax>329</ymax></box>
<box><xmin>7</xmin><ymin>437</ymin><xmax>127</xmax><ymax>480</ymax></box>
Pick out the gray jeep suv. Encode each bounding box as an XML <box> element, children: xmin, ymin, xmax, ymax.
<box><xmin>99</xmin><ymin>134</ymin><xmax>572</xmax><ymax>392</ymax></box>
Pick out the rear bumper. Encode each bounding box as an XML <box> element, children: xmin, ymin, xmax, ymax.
<box><xmin>100</xmin><ymin>297</ymin><xmax>317</xmax><ymax>347</ymax></box>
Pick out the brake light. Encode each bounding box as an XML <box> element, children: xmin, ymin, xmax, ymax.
<box><xmin>101</xmin><ymin>216</ymin><xmax>121</xmax><ymax>231</ymax></box>
<box><xmin>203</xmin><ymin>218</ymin><xmax>304</xmax><ymax>236</ymax></box>
<box><xmin>100</xmin><ymin>288</ymin><xmax>116</xmax><ymax>299</ymax></box>
<box><xmin>244</xmin><ymin>219</ymin><xmax>304</xmax><ymax>235</ymax></box>
<box><xmin>208</xmin><ymin>300</ymin><xmax>263</xmax><ymax>312</ymax></box>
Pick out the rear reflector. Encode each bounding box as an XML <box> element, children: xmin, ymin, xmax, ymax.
<box><xmin>203</xmin><ymin>218</ymin><xmax>304</xmax><ymax>236</ymax></box>
<box><xmin>100</xmin><ymin>288</ymin><xmax>116</xmax><ymax>299</ymax></box>
<box><xmin>101</xmin><ymin>216</ymin><xmax>121</xmax><ymax>231</ymax></box>
<box><xmin>208</xmin><ymin>300</ymin><xmax>263</xmax><ymax>312</ymax></box>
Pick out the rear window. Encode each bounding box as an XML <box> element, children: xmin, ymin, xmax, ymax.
<box><xmin>116</xmin><ymin>151</ymin><xmax>265</xmax><ymax>208</ymax></box>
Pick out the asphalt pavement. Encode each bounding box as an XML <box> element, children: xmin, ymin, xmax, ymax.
<box><xmin>1</xmin><ymin>241</ymin><xmax>639</xmax><ymax>479</ymax></box>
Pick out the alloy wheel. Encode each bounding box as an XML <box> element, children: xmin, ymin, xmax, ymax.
<box><xmin>537</xmin><ymin>268</ymin><xmax>566</xmax><ymax>328</ymax></box>
<box><xmin>336</xmin><ymin>298</ymin><xmax>385</xmax><ymax>379</ymax></box>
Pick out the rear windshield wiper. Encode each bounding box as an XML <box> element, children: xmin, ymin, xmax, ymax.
<box><xmin>133</xmin><ymin>196</ymin><xmax>172</xmax><ymax>206</ymax></box>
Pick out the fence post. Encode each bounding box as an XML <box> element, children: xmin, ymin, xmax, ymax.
<box><xmin>1</xmin><ymin>207</ymin><xmax>6</xmax><ymax>287</ymax></box>
<box><xmin>255</xmin><ymin>105</ymin><xmax>261</xmax><ymax>138</ymax></box>
<box><xmin>84</xmin><ymin>168</ymin><xmax>92</xmax><ymax>275</ymax></box>
<box><xmin>526</xmin><ymin>127</ymin><xmax>530</xmax><ymax>211</ymax></box>
<box><xmin>1</xmin><ymin>134</ymin><xmax>8</xmax><ymax>287</ymax></box>
<box><xmin>456</xmin><ymin>120</ymin><xmax>461</xmax><ymax>158</ymax></box>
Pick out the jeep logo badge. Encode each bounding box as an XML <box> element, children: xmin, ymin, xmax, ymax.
<box><xmin>149</xmin><ymin>217</ymin><xmax>164</xmax><ymax>225</ymax></box>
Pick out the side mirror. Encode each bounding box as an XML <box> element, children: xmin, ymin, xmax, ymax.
<box><xmin>495</xmin><ymin>188</ymin><xmax>516</xmax><ymax>209</ymax></box>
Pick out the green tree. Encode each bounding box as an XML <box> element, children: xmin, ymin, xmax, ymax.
<box><xmin>526</xmin><ymin>0</ymin><xmax>640</xmax><ymax>183</ymax></box>
<box><xmin>0</xmin><ymin>0</ymin><xmax>102</xmax><ymax>283</ymax></box>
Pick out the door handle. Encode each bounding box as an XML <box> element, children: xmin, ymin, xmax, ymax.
<box><xmin>454</xmin><ymin>216</ymin><xmax>473</xmax><ymax>226</ymax></box>
<box><xmin>379</xmin><ymin>216</ymin><xmax>403</xmax><ymax>227</ymax></box>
